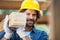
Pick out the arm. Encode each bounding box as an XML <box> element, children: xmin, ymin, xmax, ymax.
<box><xmin>2</xmin><ymin>15</ymin><xmax>13</xmax><ymax>40</ymax></box>
<box><xmin>1</xmin><ymin>37</ymin><xmax>8</xmax><ymax>40</ymax></box>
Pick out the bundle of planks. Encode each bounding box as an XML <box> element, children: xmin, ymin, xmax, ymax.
<box><xmin>9</xmin><ymin>12</ymin><xmax>26</xmax><ymax>28</ymax></box>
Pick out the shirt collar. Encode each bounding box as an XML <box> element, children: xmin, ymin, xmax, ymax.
<box><xmin>31</xmin><ymin>27</ymin><xmax>37</xmax><ymax>33</ymax></box>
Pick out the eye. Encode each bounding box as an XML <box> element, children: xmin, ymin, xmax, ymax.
<box><xmin>27</xmin><ymin>13</ymin><xmax>30</xmax><ymax>16</ymax></box>
<box><xmin>32</xmin><ymin>14</ymin><xmax>36</xmax><ymax>17</ymax></box>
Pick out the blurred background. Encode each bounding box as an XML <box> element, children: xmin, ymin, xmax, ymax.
<box><xmin>0</xmin><ymin>0</ymin><xmax>60</xmax><ymax>40</ymax></box>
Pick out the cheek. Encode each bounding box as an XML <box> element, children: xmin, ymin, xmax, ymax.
<box><xmin>26</xmin><ymin>15</ymin><xmax>29</xmax><ymax>20</ymax></box>
<box><xmin>33</xmin><ymin>16</ymin><xmax>37</xmax><ymax>21</ymax></box>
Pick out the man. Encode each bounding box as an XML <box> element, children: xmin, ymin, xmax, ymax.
<box><xmin>0</xmin><ymin>0</ymin><xmax>48</xmax><ymax>40</ymax></box>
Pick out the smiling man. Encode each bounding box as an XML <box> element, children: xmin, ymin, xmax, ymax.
<box><xmin>0</xmin><ymin>0</ymin><xmax>48</xmax><ymax>40</ymax></box>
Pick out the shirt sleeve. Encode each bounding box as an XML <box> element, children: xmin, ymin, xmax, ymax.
<box><xmin>38</xmin><ymin>31</ymin><xmax>48</xmax><ymax>40</ymax></box>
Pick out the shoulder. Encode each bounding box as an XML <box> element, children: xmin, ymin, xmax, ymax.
<box><xmin>34</xmin><ymin>28</ymin><xmax>48</xmax><ymax>36</ymax></box>
<box><xmin>34</xmin><ymin>28</ymin><xmax>47</xmax><ymax>34</ymax></box>
<box><xmin>35</xmin><ymin>29</ymin><xmax>48</xmax><ymax>40</ymax></box>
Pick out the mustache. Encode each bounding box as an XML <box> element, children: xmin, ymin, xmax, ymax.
<box><xmin>27</xmin><ymin>19</ymin><xmax>34</xmax><ymax>22</ymax></box>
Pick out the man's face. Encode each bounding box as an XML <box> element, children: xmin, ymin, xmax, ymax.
<box><xmin>24</xmin><ymin>9</ymin><xmax>37</xmax><ymax>27</ymax></box>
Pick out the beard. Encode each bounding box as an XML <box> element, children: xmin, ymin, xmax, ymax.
<box><xmin>26</xmin><ymin>19</ymin><xmax>35</xmax><ymax>28</ymax></box>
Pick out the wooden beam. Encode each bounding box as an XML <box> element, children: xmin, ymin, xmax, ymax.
<box><xmin>0</xmin><ymin>0</ymin><xmax>23</xmax><ymax>1</ymax></box>
<box><xmin>0</xmin><ymin>1</ymin><xmax>22</xmax><ymax>10</ymax></box>
<box><xmin>0</xmin><ymin>1</ymin><xmax>42</xmax><ymax>10</ymax></box>
<box><xmin>37</xmin><ymin>16</ymin><xmax>48</xmax><ymax>24</ymax></box>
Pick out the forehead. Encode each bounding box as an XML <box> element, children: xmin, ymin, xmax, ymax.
<box><xmin>24</xmin><ymin>9</ymin><xmax>37</xmax><ymax>14</ymax></box>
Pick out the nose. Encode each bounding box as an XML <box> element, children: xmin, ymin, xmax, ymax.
<box><xmin>29</xmin><ymin>15</ymin><xmax>33</xmax><ymax>19</ymax></box>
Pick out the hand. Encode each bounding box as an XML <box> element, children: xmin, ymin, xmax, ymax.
<box><xmin>1</xmin><ymin>37</ymin><xmax>7</xmax><ymax>40</ymax></box>
<box><xmin>16</xmin><ymin>27</ymin><xmax>31</xmax><ymax>38</ymax></box>
<box><xmin>3</xmin><ymin>15</ymin><xmax>13</xmax><ymax>39</ymax></box>
<box><xmin>23</xmin><ymin>36</ymin><xmax>32</xmax><ymax>40</ymax></box>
